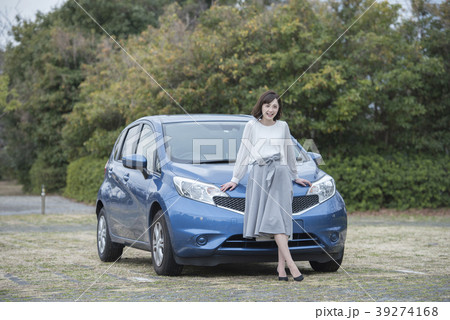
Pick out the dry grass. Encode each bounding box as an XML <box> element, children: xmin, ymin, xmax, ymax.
<box><xmin>0</xmin><ymin>181</ymin><xmax>24</xmax><ymax>196</ymax></box>
<box><xmin>0</xmin><ymin>211</ymin><xmax>449</xmax><ymax>302</ymax></box>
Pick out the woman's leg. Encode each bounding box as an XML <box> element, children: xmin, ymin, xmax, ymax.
<box><xmin>274</xmin><ymin>234</ymin><xmax>301</xmax><ymax>278</ymax></box>
<box><xmin>277</xmin><ymin>246</ymin><xmax>287</xmax><ymax>277</ymax></box>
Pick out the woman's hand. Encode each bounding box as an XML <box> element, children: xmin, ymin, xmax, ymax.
<box><xmin>294</xmin><ymin>178</ymin><xmax>312</xmax><ymax>187</ymax></box>
<box><xmin>220</xmin><ymin>181</ymin><xmax>237</xmax><ymax>192</ymax></box>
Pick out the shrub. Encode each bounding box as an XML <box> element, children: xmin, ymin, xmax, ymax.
<box><xmin>324</xmin><ymin>153</ymin><xmax>450</xmax><ymax>212</ymax></box>
<box><xmin>29</xmin><ymin>155</ymin><xmax>67</xmax><ymax>194</ymax></box>
<box><xmin>64</xmin><ymin>156</ymin><xmax>108</xmax><ymax>204</ymax></box>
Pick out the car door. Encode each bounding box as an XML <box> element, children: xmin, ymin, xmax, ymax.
<box><xmin>130</xmin><ymin>123</ymin><xmax>161</xmax><ymax>242</ymax></box>
<box><xmin>108</xmin><ymin>123</ymin><xmax>142</xmax><ymax>239</ymax></box>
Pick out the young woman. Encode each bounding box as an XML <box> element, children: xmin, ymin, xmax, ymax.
<box><xmin>221</xmin><ymin>90</ymin><xmax>311</xmax><ymax>282</ymax></box>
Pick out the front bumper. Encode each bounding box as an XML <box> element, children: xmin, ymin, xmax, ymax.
<box><xmin>164</xmin><ymin>192</ymin><xmax>347</xmax><ymax>266</ymax></box>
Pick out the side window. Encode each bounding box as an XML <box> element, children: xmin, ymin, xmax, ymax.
<box><xmin>136</xmin><ymin>124</ymin><xmax>159</xmax><ymax>172</ymax></box>
<box><xmin>295</xmin><ymin>145</ymin><xmax>309</xmax><ymax>163</ymax></box>
<box><xmin>113</xmin><ymin>131</ymin><xmax>125</xmax><ymax>161</ymax></box>
<box><xmin>119</xmin><ymin>125</ymin><xmax>141</xmax><ymax>160</ymax></box>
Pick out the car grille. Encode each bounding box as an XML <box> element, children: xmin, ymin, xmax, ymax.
<box><xmin>220</xmin><ymin>233</ymin><xmax>320</xmax><ymax>249</ymax></box>
<box><xmin>213</xmin><ymin>196</ymin><xmax>246</xmax><ymax>213</ymax></box>
<box><xmin>292</xmin><ymin>195</ymin><xmax>319</xmax><ymax>213</ymax></box>
<box><xmin>213</xmin><ymin>195</ymin><xmax>319</xmax><ymax>214</ymax></box>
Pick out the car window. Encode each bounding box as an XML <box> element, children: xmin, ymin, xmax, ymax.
<box><xmin>113</xmin><ymin>131</ymin><xmax>126</xmax><ymax>161</ymax></box>
<box><xmin>163</xmin><ymin>121</ymin><xmax>245</xmax><ymax>163</ymax></box>
<box><xmin>136</xmin><ymin>124</ymin><xmax>159</xmax><ymax>172</ymax></box>
<box><xmin>163</xmin><ymin>121</ymin><xmax>310</xmax><ymax>164</ymax></box>
<box><xmin>294</xmin><ymin>143</ymin><xmax>310</xmax><ymax>162</ymax></box>
<box><xmin>119</xmin><ymin>125</ymin><xmax>141</xmax><ymax>160</ymax></box>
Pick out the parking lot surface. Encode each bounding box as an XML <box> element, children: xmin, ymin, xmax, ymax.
<box><xmin>0</xmin><ymin>205</ymin><xmax>448</xmax><ymax>301</ymax></box>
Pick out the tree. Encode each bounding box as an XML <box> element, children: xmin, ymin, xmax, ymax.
<box><xmin>2</xmin><ymin>0</ymin><xmax>448</xmax><ymax>192</ymax></box>
<box><xmin>1</xmin><ymin>0</ymin><xmax>188</xmax><ymax>191</ymax></box>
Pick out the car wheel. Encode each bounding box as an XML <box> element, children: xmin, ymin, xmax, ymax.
<box><xmin>150</xmin><ymin>210</ymin><xmax>183</xmax><ymax>276</ymax></box>
<box><xmin>309</xmin><ymin>248</ymin><xmax>344</xmax><ymax>272</ymax></box>
<box><xmin>97</xmin><ymin>208</ymin><xmax>124</xmax><ymax>262</ymax></box>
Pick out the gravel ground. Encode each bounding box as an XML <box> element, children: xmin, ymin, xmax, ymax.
<box><xmin>0</xmin><ymin>211</ymin><xmax>449</xmax><ymax>302</ymax></box>
<box><xmin>0</xmin><ymin>195</ymin><xmax>94</xmax><ymax>215</ymax></box>
<box><xmin>0</xmin><ymin>180</ymin><xmax>94</xmax><ymax>216</ymax></box>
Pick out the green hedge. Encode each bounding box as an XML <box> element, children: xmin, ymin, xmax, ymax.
<box><xmin>324</xmin><ymin>154</ymin><xmax>450</xmax><ymax>212</ymax></box>
<box><xmin>64</xmin><ymin>154</ymin><xmax>449</xmax><ymax>211</ymax></box>
<box><xmin>64</xmin><ymin>156</ymin><xmax>108</xmax><ymax>204</ymax></box>
<box><xmin>29</xmin><ymin>156</ymin><xmax>66</xmax><ymax>194</ymax></box>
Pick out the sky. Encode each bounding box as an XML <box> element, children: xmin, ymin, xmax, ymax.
<box><xmin>0</xmin><ymin>0</ymin><xmax>64</xmax><ymax>21</ymax></box>
<box><xmin>0</xmin><ymin>0</ymin><xmax>437</xmax><ymax>48</ymax></box>
<box><xmin>0</xmin><ymin>0</ymin><xmax>65</xmax><ymax>47</ymax></box>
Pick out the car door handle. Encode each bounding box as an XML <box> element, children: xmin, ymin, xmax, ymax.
<box><xmin>123</xmin><ymin>173</ymin><xmax>130</xmax><ymax>182</ymax></box>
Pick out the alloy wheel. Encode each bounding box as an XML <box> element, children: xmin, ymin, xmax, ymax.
<box><xmin>98</xmin><ymin>215</ymin><xmax>107</xmax><ymax>254</ymax></box>
<box><xmin>152</xmin><ymin>221</ymin><xmax>164</xmax><ymax>266</ymax></box>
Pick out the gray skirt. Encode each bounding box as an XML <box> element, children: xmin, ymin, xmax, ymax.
<box><xmin>243</xmin><ymin>153</ymin><xmax>294</xmax><ymax>241</ymax></box>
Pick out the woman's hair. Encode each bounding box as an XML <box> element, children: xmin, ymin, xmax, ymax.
<box><xmin>251</xmin><ymin>90</ymin><xmax>283</xmax><ymax>120</ymax></box>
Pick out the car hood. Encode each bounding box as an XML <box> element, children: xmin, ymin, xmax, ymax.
<box><xmin>168</xmin><ymin>161</ymin><xmax>322</xmax><ymax>197</ymax></box>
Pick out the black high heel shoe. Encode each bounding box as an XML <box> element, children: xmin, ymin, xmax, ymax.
<box><xmin>277</xmin><ymin>267</ymin><xmax>289</xmax><ymax>281</ymax></box>
<box><xmin>293</xmin><ymin>274</ymin><xmax>304</xmax><ymax>282</ymax></box>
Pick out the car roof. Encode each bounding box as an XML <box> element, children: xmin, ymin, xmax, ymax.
<box><xmin>138</xmin><ymin>114</ymin><xmax>254</xmax><ymax>124</ymax></box>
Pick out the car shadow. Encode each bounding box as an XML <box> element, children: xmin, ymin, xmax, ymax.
<box><xmin>116</xmin><ymin>256</ymin><xmax>312</xmax><ymax>277</ymax></box>
<box><xmin>178</xmin><ymin>262</ymin><xmax>313</xmax><ymax>277</ymax></box>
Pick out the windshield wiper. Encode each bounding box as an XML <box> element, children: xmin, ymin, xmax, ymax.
<box><xmin>197</xmin><ymin>159</ymin><xmax>234</xmax><ymax>164</ymax></box>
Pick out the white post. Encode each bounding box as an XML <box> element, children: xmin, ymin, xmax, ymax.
<box><xmin>41</xmin><ymin>184</ymin><xmax>46</xmax><ymax>215</ymax></box>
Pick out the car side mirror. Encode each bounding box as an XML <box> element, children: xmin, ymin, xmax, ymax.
<box><xmin>123</xmin><ymin>154</ymin><xmax>148</xmax><ymax>171</ymax></box>
<box><xmin>308</xmin><ymin>152</ymin><xmax>323</xmax><ymax>165</ymax></box>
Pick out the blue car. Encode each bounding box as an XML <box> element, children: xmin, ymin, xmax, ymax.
<box><xmin>96</xmin><ymin>114</ymin><xmax>347</xmax><ymax>276</ymax></box>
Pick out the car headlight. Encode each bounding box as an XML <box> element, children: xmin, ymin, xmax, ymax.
<box><xmin>307</xmin><ymin>175</ymin><xmax>335</xmax><ymax>203</ymax></box>
<box><xmin>173</xmin><ymin>176</ymin><xmax>229</xmax><ymax>205</ymax></box>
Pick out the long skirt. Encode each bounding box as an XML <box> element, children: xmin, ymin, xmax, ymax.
<box><xmin>243</xmin><ymin>155</ymin><xmax>294</xmax><ymax>241</ymax></box>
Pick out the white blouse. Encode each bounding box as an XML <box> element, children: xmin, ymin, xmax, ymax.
<box><xmin>231</xmin><ymin>119</ymin><xmax>298</xmax><ymax>184</ymax></box>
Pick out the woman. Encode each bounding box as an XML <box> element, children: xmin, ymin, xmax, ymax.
<box><xmin>221</xmin><ymin>90</ymin><xmax>311</xmax><ymax>282</ymax></box>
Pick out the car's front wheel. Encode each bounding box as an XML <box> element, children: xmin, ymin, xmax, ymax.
<box><xmin>150</xmin><ymin>210</ymin><xmax>183</xmax><ymax>276</ymax></box>
<box><xmin>97</xmin><ymin>208</ymin><xmax>124</xmax><ymax>262</ymax></box>
<box><xmin>309</xmin><ymin>248</ymin><xmax>344</xmax><ymax>272</ymax></box>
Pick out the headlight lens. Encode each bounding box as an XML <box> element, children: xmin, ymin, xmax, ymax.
<box><xmin>173</xmin><ymin>176</ymin><xmax>229</xmax><ymax>205</ymax></box>
<box><xmin>307</xmin><ymin>175</ymin><xmax>335</xmax><ymax>203</ymax></box>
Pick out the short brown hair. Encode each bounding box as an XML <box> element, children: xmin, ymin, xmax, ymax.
<box><xmin>251</xmin><ymin>90</ymin><xmax>283</xmax><ymax>120</ymax></box>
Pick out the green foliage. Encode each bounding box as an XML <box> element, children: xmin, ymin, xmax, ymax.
<box><xmin>29</xmin><ymin>147</ymin><xmax>67</xmax><ymax>194</ymax></box>
<box><xmin>62</xmin><ymin>0</ymin><xmax>449</xmax><ymax>162</ymax></box>
<box><xmin>84</xmin><ymin>128</ymin><xmax>123</xmax><ymax>159</ymax></box>
<box><xmin>0</xmin><ymin>75</ymin><xmax>8</xmax><ymax>111</ymax></box>
<box><xmin>2</xmin><ymin>13</ymin><xmax>99</xmax><ymax>188</ymax></box>
<box><xmin>0</xmin><ymin>151</ymin><xmax>11</xmax><ymax>180</ymax></box>
<box><xmin>1</xmin><ymin>0</ymin><xmax>449</xmax><ymax>214</ymax></box>
<box><xmin>55</xmin><ymin>0</ymin><xmax>177</xmax><ymax>37</ymax></box>
<box><xmin>325</xmin><ymin>154</ymin><xmax>450</xmax><ymax>212</ymax></box>
<box><xmin>1</xmin><ymin>0</ymin><xmax>198</xmax><ymax>188</ymax></box>
<box><xmin>64</xmin><ymin>156</ymin><xmax>108</xmax><ymax>203</ymax></box>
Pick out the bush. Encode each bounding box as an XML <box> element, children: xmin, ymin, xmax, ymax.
<box><xmin>324</xmin><ymin>154</ymin><xmax>450</xmax><ymax>212</ymax></box>
<box><xmin>64</xmin><ymin>156</ymin><xmax>108</xmax><ymax>204</ymax></box>
<box><xmin>29</xmin><ymin>154</ymin><xmax>67</xmax><ymax>194</ymax></box>
<box><xmin>84</xmin><ymin>128</ymin><xmax>122</xmax><ymax>159</ymax></box>
<box><xmin>0</xmin><ymin>148</ymin><xmax>13</xmax><ymax>180</ymax></box>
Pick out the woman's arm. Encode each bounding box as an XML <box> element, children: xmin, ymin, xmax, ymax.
<box><xmin>231</xmin><ymin>120</ymin><xmax>253</xmax><ymax>184</ymax></box>
<box><xmin>221</xmin><ymin>120</ymin><xmax>253</xmax><ymax>191</ymax></box>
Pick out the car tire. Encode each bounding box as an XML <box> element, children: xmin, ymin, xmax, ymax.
<box><xmin>97</xmin><ymin>208</ymin><xmax>124</xmax><ymax>262</ymax></box>
<box><xmin>309</xmin><ymin>248</ymin><xmax>344</xmax><ymax>272</ymax></box>
<box><xmin>150</xmin><ymin>210</ymin><xmax>183</xmax><ymax>276</ymax></box>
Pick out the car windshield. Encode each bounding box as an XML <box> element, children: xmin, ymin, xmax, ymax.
<box><xmin>163</xmin><ymin>121</ymin><xmax>310</xmax><ymax>164</ymax></box>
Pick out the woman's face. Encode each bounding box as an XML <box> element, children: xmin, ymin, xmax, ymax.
<box><xmin>261</xmin><ymin>98</ymin><xmax>279</xmax><ymax>122</ymax></box>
